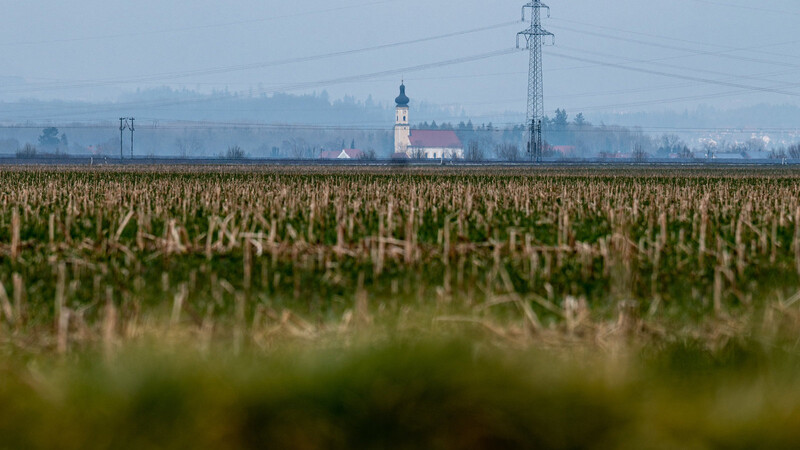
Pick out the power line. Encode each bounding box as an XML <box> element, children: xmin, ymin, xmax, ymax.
<box><xmin>550</xmin><ymin>24</ymin><xmax>800</xmax><ymax>69</ymax></box>
<box><xmin>684</xmin><ymin>0</ymin><xmax>800</xmax><ymax>17</ymax></box>
<box><xmin>1</xmin><ymin>120</ymin><xmax>797</xmax><ymax>136</ymax></box>
<box><xmin>4</xmin><ymin>4</ymin><xmax>798</xmax><ymax>126</ymax></box>
<box><xmin>0</xmin><ymin>21</ymin><xmax>519</xmax><ymax>96</ymax></box>
<box><xmin>550</xmin><ymin>17</ymin><xmax>800</xmax><ymax>62</ymax></box>
<box><xmin>546</xmin><ymin>50</ymin><xmax>800</xmax><ymax>98</ymax></box>
<box><xmin>5</xmin><ymin>50</ymin><xmax>797</xmax><ymax>123</ymax></box>
<box><xmin>275</xmin><ymin>49</ymin><xmax>518</xmax><ymax>93</ymax></box>
<box><xmin>534</xmin><ymin>68</ymin><xmax>800</xmax><ymax>114</ymax></box>
<box><xmin>441</xmin><ymin>68</ymin><xmax>798</xmax><ymax>110</ymax></box>
<box><xmin>555</xmin><ymin>44</ymin><xmax>800</xmax><ymax>89</ymax></box>
<box><xmin>6</xmin><ymin>48</ymin><xmax>519</xmax><ymax>120</ymax></box>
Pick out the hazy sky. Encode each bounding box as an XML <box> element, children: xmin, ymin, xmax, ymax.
<box><xmin>1</xmin><ymin>0</ymin><xmax>799</xmax><ymax>123</ymax></box>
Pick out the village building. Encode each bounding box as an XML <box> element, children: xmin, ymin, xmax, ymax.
<box><xmin>393</xmin><ymin>83</ymin><xmax>464</xmax><ymax>160</ymax></box>
<box><xmin>320</xmin><ymin>148</ymin><xmax>364</xmax><ymax>160</ymax></box>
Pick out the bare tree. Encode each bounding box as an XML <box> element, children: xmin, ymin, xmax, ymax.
<box><xmin>789</xmin><ymin>144</ymin><xmax>800</xmax><ymax>159</ymax></box>
<box><xmin>744</xmin><ymin>138</ymin><xmax>766</xmax><ymax>154</ymax></box>
<box><xmin>175</xmin><ymin>138</ymin><xmax>188</xmax><ymax>158</ymax></box>
<box><xmin>285</xmin><ymin>138</ymin><xmax>310</xmax><ymax>159</ymax></box>
<box><xmin>494</xmin><ymin>143</ymin><xmax>520</xmax><ymax>162</ymax></box>
<box><xmin>16</xmin><ymin>143</ymin><xmax>36</xmax><ymax>158</ymax></box>
<box><xmin>657</xmin><ymin>134</ymin><xmax>684</xmax><ymax>156</ymax></box>
<box><xmin>632</xmin><ymin>144</ymin><xmax>648</xmax><ymax>162</ymax></box>
<box><xmin>359</xmin><ymin>148</ymin><xmax>377</xmax><ymax>160</ymax></box>
<box><xmin>226</xmin><ymin>145</ymin><xmax>245</xmax><ymax>159</ymax></box>
<box><xmin>465</xmin><ymin>140</ymin><xmax>484</xmax><ymax>161</ymax></box>
<box><xmin>175</xmin><ymin>133</ymin><xmax>204</xmax><ymax>158</ymax></box>
<box><xmin>702</xmin><ymin>140</ymin><xmax>718</xmax><ymax>159</ymax></box>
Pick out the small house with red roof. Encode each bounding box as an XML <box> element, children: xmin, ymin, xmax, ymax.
<box><xmin>393</xmin><ymin>83</ymin><xmax>464</xmax><ymax>160</ymax></box>
<box><xmin>320</xmin><ymin>149</ymin><xmax>365</xmax><ymax>160</ymax></box>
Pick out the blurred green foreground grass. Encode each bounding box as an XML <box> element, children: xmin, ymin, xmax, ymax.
<box><xmin>3</xmin><ymin>167</ymin><xmax>800</xmax><ymax>449</ymax></box>
<box><xmin>2</xmin><ymin>336</ymin><xmax>800</xmax><ymax>450</ymax></box>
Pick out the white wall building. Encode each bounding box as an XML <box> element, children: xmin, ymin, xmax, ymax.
<box><xmin>408</xmin><ymin>129</ymin><xmax>464</xmax><ymax>160</ymax></box>
<box><xmin>393</xmin><ymin>83</ymin><xmax>463</xmax><ymax>160</ymax></box>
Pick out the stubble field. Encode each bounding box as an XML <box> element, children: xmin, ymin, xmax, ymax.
<box><xmin>2</xmin><ymin>165</ymin><xmax>800</xmax><ymax>449</ymax></box>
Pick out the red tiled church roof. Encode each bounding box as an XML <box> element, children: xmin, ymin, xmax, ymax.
<box><xmin>409</xmin><ymin>130</ymin><xmax>462</xmax><ymax>148</ymax></box>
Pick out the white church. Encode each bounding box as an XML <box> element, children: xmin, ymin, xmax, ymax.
<box><xmin>393</xmin><ymin>83</ymin><xmax>464</xmax><ymax>160</ymax></box>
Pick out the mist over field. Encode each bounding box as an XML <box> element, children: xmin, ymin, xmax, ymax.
<box><xmin>0</xmin><ymin>1</ymin><xmax>798</xmax><ymax>158</ymax></box>
<box><xmin>4</xmin><ymin>2</ymin><xmax>800</xmax><ymax>448</ymax></box>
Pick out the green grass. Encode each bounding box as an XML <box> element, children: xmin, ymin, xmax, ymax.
<box><xmin>2</xmin><ymin>165</ymin><xmax>800</xmax><ymax>448</ymax></box>
<box><xmin>2</xmin><ymin>336</ymin><xmax>800</xmax><ymax>450</ymax></box>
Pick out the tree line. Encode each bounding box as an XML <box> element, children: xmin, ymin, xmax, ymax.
<box><xmin>5</xmin><ymin>109</ymin><xmax>798</xmax><ymax>161</ymax></box>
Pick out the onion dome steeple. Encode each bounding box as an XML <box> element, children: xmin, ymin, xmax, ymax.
<box><xmin>395</xmin><ymin>82</ymin><xmax>409</xmax><ymax>107</ymax></box>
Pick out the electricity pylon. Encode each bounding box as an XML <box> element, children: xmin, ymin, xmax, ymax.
<box><xmin>119</xmin><ymin>118</ymin><xmax>127</xmax><ymax>160</ymax></box>
<box><xmin>118</xmin><ymin>117</ymin><xmax>135</xmax><ymax>159</ymax></box>
<box><xmin>129</xmin><ymin>118</ymin><xmax>135</xmax><ymax>159</ymax></box>
<box><xmin>517</xmin><ymin>1</ymin><xmax>554</xmax><ymax>163</ymax></box>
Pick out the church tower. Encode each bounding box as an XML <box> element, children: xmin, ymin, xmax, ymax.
<box><xmin>394</xmin><ymin>82</ymin><xmax>411</xmax><ymax>155</ymax></box>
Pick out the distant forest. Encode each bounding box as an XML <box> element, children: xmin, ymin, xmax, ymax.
<box><xmin>0</xmin><ymin>88</ymin><xmax>798</xmax><ymax>159</ymax></box>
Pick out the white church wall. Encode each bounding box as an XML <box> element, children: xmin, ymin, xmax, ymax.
<box><xmin>408</xmin><ymin>146</ymin><xmax>464</xmax><ymax>160</ymax></box>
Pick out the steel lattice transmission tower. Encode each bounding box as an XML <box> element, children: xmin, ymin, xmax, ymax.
<box><xmin>517</xmin><ymin>1</ymin><xmax>554</xmax><ymax>162</ymax></box>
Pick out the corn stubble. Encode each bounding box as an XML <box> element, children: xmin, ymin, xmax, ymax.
<box><xmin>1</xmin><ymin>165</ymin><xmax>800</xmax><ymax>449</ymax></box>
